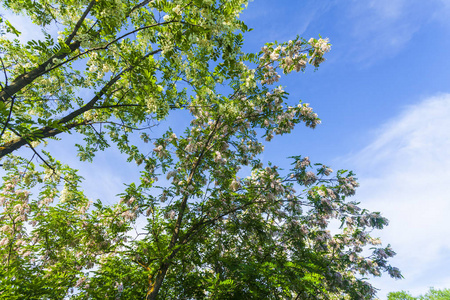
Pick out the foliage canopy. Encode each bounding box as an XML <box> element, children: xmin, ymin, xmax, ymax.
<box><xmin>388</xmin><ymin>288</ymin><xmax>450</xmax><ymax>300</ymax></box>
<box><xmin>0</xmin><ymin>0</ymin><xmax>400</xmax><ymax>299</ymax></box>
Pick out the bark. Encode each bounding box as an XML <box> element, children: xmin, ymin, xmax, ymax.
<box><xmin>0</xmin><ymin>49</ymin><xmax>161</xmax><ymax>159</ymax></box>
<box><xmin>146</xmin><ymin>262</ymin><xmax>170</xmax><ymax>300</ymax></box>
<box><xmin>0</xmin><ymin>41</ymin><xmax>81</xmax><ymax>103</ymax></box>
<box><xmin>0</xmin><ymin>122</ymin><xmax>84</xmax><ymax>158</ymax></box>
<box><xmin>0</xmin><ymin>0</ymin><xmax>96</xmax><ymax>103</ymax></box>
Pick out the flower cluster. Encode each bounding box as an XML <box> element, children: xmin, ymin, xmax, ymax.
<box><xmin>258</xmin><ymin>36</ymin><xmax>331</xmax><ymax>87</ymax></box>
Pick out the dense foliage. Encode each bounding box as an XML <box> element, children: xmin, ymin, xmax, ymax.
<box><xmin>388</xmin><ymin>288</ymin><xmax>450</xmax><ymax>300</ymax></box>
<box><xmin>0</xmin><ymin>0</ymin><xmax>400</xmax><ymax>299</ymax></box>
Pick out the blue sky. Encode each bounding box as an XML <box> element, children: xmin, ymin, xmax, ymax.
<box><xmin>3</xmin><ymin>0</ymin><xmax>450</xmax><ymax>298</ymax></box>
<box><xmin>238</xmin><ymin>0</ymin><xmax>450</xmax><ymax>298</ymax></box>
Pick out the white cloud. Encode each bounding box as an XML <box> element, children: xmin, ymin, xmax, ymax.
<box><xmin>241</xmin><ymin>1</ymin><xmax>332</xmax><ymax>48</ymax></box>
<box><xmin>345</xmin><ymin>1</ymin><xmax>416</xmax><ymax>63</ymax></box>
<box><xmin>432</xmin><ymin>1</ymin><xmax>450</xmax><ymax>28</ymax></box>
<box><xmin>342</xmin><ymin>0</ymin><xmax>445</xmax><ymax>65</ymax></box>
<box><xmin>345</xmin><ymin>94</ymin><xmax>450</xmax><ymax>298</ymax></box>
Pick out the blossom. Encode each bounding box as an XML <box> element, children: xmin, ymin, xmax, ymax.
<box><xmin>269</xmin><ymin>51</ymin><xmax>279</xmax><ymax>61</ymax></box>
<box><xmin>214</xmin><ymin>151</ymin><xmax>222</xmax><ymax>163</ymax></box>
<box><xmin>297</xmin><ymin>156</ymin><xmax>310</xmax><ymax>169</ymax></box>
<box><xmin>0</xmin><ymin>237</ymin><xmax>9</xmax><ymax>246</ymax></box>
<box><xmin>230</xmin><ymin>178</ymin><xmax>241</xmax><ymax>191</ymax></box>
<box><xmin>168</xmin><ymin>210</ymin><xmax>176</xmax><ymax>220</ymax></box>
<box><xmin>166</xmin><ymin>170</ymin><xmax>177</xmax><ymax>180</ymax></box>
<box><xmin>172</xmin><ymin>5</ymin><xmax>181</xmax><ymax>15</ymax></box>
<box><xmin>75</xmin><ymin>277</ymin><xmax>86</xmax><ymax>288</ymax></box>
<box><xmin>316</xmin><ymin>38</ymin><xmax>331</xmax><ymax>53</ymax></box>
<box><xmin>116</xmin><ymin>282</ymin><xmax>124</xmax><ymax>293</ymax></box>
<box><xmin>153</xmin><ymin>145</ymin><xmax>163</xmax><ymax>152</ymax></box>
<box><xmin>305</xmin><ymin>171</ymin><xmax>317</xmax><ymax>184</ymax></box>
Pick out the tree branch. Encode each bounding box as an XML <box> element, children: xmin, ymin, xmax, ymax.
<box><xmin>7</xmin><ymin>127</ymin><xmax>56</xmax><ymax>173</ymax></box>
<box><xmin>0</xmin><ymin>40</ymin><xmax>81</xmax><ymax>103</ymax></box>
<box><xmin>129</xmin><ymin>0</ymin><xmax>153</xmax><ymax>15</ymax></box>
<box><xmin>0</xmin><ymin>57</ymin><xmax>9</xmax><ymax>88</ymax></box>
<box><xmin>0</xmin><ymin>49</ymin><xmax>161</xmax><ymax>158</ymax></box>
<box><xmin>0</xmin><ymin>95</ymin><xmax>15</xmax><ymax>140</ymax></box>
<box><xmin>0</xmin><ymin>120</ymin><xmax>90</xmax><ymax>158</ymax></box>
<box><xmin>65</xmin><ymin>0</ymin><xmax>96</xmax><ymax>45</ymax></box>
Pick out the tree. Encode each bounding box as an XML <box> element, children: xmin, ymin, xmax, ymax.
<box><xmin>388</xmin><ymin>291</ymin><xmax>416</xmax><ymax>300</ymax></box>
<box><xmin>388</xmin><ymin>288</ymin><xmax>450</xmax><ymax>300</ymax></box>
<box><xmin>0</xmin><ymin>0</ymin><xmax>401</xmax><ymax>299</ymax></box>
<box><xmin>419</xmin><ymin>288</ymin><xmax>450</xmax><ymax>300</ymax></box>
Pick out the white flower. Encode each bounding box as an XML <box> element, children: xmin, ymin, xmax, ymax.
<box><xmin>270</xmin><ymin>51</ymin><xmax>279</xmax><ymax>61</ymax></box>
<box><xmin>316</xmin><ymin>38</ymin><xmax>331</xmax><ymax>53</ymax></box>
<box><xmin>166</xmin><ymin>170</ymin><xmax>177</xmax><ymax>180</ymax></box>
<box><xmin>0</xmin><ymin>237</ymin><xmax>9</xmax><ymax>246</ymax></box>
<box><xmin>305</xmin><ymin>171</ymin><xmax>317</xmax><ymax>184</ymax></box>
<box><xmin>127</xmin><ymin>197</ymin><xmax>135</xmax><ymax>205</ymax></box>
<box><xmin>116</xmin><ymin>282</ymin><xmax>124</xmax><ymax>293</ymax></box>
<box><xmin>168</xmin><ymin>210</ymin><xmax>176</xmax><ymax>220</ymax></box>
<box><xmin>284</xmin><ymin>57</ymin><xmax>293</xmax><ymax>67</ymax></box>
<box><xmin>89</xmin><ymin>64</ymin><xmax>98</xmax><ymax>73</ymax></box>
<box><xmin>230</xmin><ymin>178</ymin><xmax>241</xmax><ymax>191</ymax></box>
<box><xmin>153</xmin><ymin>145</ymin><xmax>163</xmax><ymax>152</ymax></box>
<box><xmin>163</xmin><ymin>15</ymin><xmax>170</xmax><ymax>22</ymax></box>
<box><xmin>172</xmin><ymin>5</ymin><xmax>181</xmax><ymax>15</ymax></box>
<box><xmin>214</xmin><ymin>151</ymin><xmax>222</xmax><ymax>163</ymax></box>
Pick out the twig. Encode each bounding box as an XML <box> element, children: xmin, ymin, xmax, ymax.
<box><xmin>0</xmin><ymin>95</ymin><xmax>15</xmax><ymax>140</ymax></box>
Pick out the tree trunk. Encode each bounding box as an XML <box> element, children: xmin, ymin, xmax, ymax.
<box><xmin>146</xmin><ymin>262</ymin><xmax>170</xmax><ymax>300</ymax></box>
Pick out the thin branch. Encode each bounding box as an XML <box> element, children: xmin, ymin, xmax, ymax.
<box><xmin>7</xmin><ymin>127</ymin><xmax>56</xmax><ymax>173</ymax></box>
<box><xmin>21</xmin><ymin>152</ymin><xmax>36</xmax><ymax>178</ymax></box>
<box><xmin>60</xmin><ymin>48</ymin><xmax>161</xmax><ymax>125</ymax></box>
<box><xmin>0</xmin><ymin>57</ymin><xmax>8</xmax><ymax>88</ymax></box>
<box><xmin>41</xmin><ymin>21</ymin><xmax>175</xmax><ymax>78</ymax></box>
<box><xmin>40</xmin><ymin>18</ymin><xmax>201</xmax><ymax>80</ymax></box>
<box><xmin>65</xmin><ymin>0</ymin><xmax>96</xmax><ymax>45</ymax></box>
<box><xmin>129</xmin><ymin>0</ymin><xmax>153</xmax><ymax>15</ymax></box>
<box><xmin>92</xmin><ymin>121</ymin><xmax>155</xmax><ymax>131</ymax></box>
<box><xmin>0</xmin><ymin>119</ymin><xmax>90</xmax><ymax>158</ymax></box>
<box><xmin>145</xmin><ymin>116</ymin><xmax>222</xmax><ymax>299</ymax></box>
<box><xmin>0</xmin><ymin>46</ymin><xmax>160</xmax><ymax>157</ymax></box>
<box><xmin>170</xmin><ymin>115</ymin><xmax>222</xmax><ymax>247</ymax></box>
<box><xmin>0</xmin><ymin>39</ymin><xmax>82</xmax><ymax>103</ymax></box>
<box><xmin>0</xmin><ymin>95</ymin><xmax>15</xmax><ymax>140</ymax></box>
<box><xmin>88</xmin><ymin>123</ymin><xmax>110</xmax><ymax>149</ymax></box>
<box><xmin>7</xmin><ymin>127</ymin><xmax>84</xmax><ymax>192</ymax></box>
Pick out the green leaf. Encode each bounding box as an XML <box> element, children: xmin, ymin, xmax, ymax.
<box><xmin>5</xmin><ymin>20</ymin><xmax>21</xmax><ymax>37</ymax></box>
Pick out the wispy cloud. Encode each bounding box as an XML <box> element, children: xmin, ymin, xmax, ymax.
<box><xmin>243</xmin><ymin>0</ymin><xmax>450</xmax><ymax>66</ymax></box>
<box><xmin>241</xmin><ymin>1</ymin><xmax>333</xmax><ymax>49</ymax></box>
<box><xmin>345</xmin><ymin>94</ymin><xmax>450</xmax><ymax>297</ymax></box>
<box><xmin>432</xmin><ymin>0</ymin><xmax>450</xmax><ymax>25</ymax></box>
<box><xmin>342</xmin><ymin>0</ymin><xmax>436</xmax><ymax>64</ymax></box>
